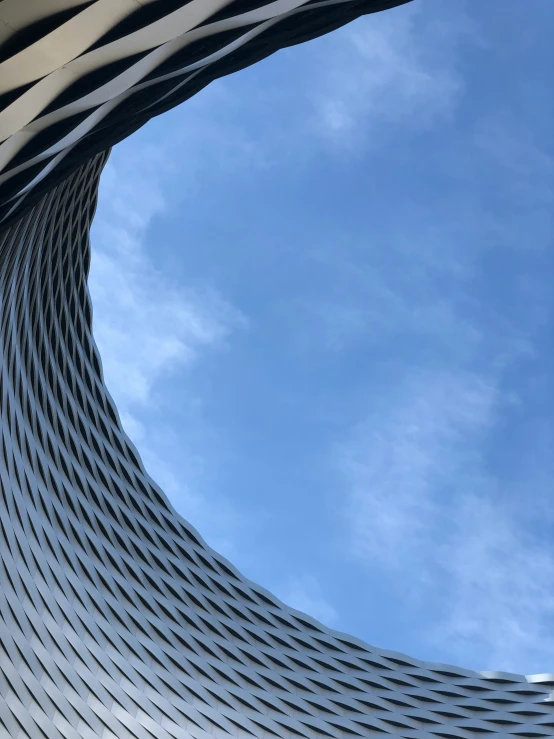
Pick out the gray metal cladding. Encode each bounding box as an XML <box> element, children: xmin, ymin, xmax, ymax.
<box><xmin>0</xmin><ymin>0</ymin><xmax>411</xmax><ymax>229</ymax></box>
<box><xmin>1</xmin><ymin>2</ymin><xmax>554</xmax><ymax>738</ymax></box>
<box><xmin>1</xmin><ymin>158</ymin><xmax>554</xmax><ymax>739</ymax></box>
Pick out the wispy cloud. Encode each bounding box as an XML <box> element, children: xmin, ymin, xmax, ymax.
<box><xmin>88</xmin><ymin>0</ymin><xmax>554</xmax><ymax>675</ymax></box>
<box><xmin>339</xmin><ymin>369</ymin><xmax>498</xmax><ymax>570</ymax></box>
<box><xmin>309</xmin><ymin>2</ymin><xmax>472</xmax><ymax>148</ymax></box>
<box><xmin>89</xmin><ymin>125</ymin><xmax>248</xmax><ymax>554</ymax></box>
<box><xmin>327</xmin><ymin>181</ymin><xmax>553</xmax><ymax>674</ymax></box>
<box><xmin>90</xmin><ymin>145</ymin><xmax>243</xmax><ymax>442</ymax></box>
<box><xmin>441</xmin><ymin>494</ymin><xmax>554</xmax><ymax>672</ymax></box>
<box><xmin>338</xmin><ymin>366</ymin><xmax>554</xmax><ymax>672</ymax></box>
<box><xmin>317</xmin><ymin>17</ymin><xmax>554</xmax><ymax>669</ymax></box>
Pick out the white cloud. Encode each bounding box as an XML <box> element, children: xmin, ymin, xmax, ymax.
<box><xmin>91</xmin><ymin>239</ymin><xmax>238</xmax><ymax>430</ymax></box>
<box><xmin>310</xmin><ymin>2</ymin><xmax>471</xmax><ymax>148</ymax></box>
<box><xmin>301</xmin><ymin>4</ymin><xmax>554</xmax><ymax>673</ymax></box>
<box><xmin>340</xmin><ymin>369</ymin><xmax>498</xmax><ymax>570</ymax></box>
<box><xmin>440</xmin><ymin>495</ymin><xmax>554</xmax><ymax>672</ymax></box>
<box><xmin>90</xmin><ymin>139</ymin><xmax>244</xmax><ymax>442</ymax></box>
<box><xmin>338</xmin><ymin>366</ymin><xmax>554</xmax><ymax>672</ymax></box>
<box><xmin>273</xmin><ymin>4</ymin><xmax>554</xmax><ymax>673</ymax></box>
<box><xmin>85</xmin><ymin>0</ymin><xmax>553</xmax><ymax>676</ymax></box>
<box><xmin>88</xmin><ymin>128</ymin><xmax>247</xmax><ymax>552</ymax></box>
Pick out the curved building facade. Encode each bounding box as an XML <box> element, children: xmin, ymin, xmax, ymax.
<box><xmin>0</xmin><ymin>2</ymin><xmax>553</xmax><ymax>738</ymax></box>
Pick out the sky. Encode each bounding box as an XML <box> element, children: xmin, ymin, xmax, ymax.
<box><xmin>89</xmin><ymin>0</ymin><xmax>554</xmax><ymax>676</ymax></box>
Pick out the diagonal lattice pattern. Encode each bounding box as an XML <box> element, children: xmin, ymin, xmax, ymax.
<box><xmin>1</xmin><ymin>2</ymin><xmax>554</xmax><ymax>738</ymax></box>
<box><xmin>1</xmin><ymin>148</ymin><xmax>554</xmax><ymax>739</ymax></box>
<box><xmin>0</xmin><ymin>0</ymin><xmax>409</xmax><ymax>228</ymax></box>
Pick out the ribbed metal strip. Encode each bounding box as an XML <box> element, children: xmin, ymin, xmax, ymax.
<box><xmin>0</xmin><ymin>0</ymin><xmax>410</xmax><ymax>227</ymax></box>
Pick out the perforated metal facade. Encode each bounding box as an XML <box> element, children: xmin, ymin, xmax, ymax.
<box><xmin>1</xmin><ymin>2</ymin><xmax>553</xmax><ymax>738</ymax></box>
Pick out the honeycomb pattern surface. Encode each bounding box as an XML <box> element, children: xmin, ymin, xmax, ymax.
<box><xmin>1</xmin><ymin>2</ymin><xmax>554</xmax><ymax>738</ymax></box>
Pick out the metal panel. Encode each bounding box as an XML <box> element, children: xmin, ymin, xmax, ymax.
<box><xmin>1</xmin><ymin>2</ymin><xmax>553</xmax><ymax>737</ymax></box>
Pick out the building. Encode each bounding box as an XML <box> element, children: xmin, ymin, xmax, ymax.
<box><xmin>0</xmin><ymin>2</ymin><xmax>553</xmax><ymax>737</ymax></box>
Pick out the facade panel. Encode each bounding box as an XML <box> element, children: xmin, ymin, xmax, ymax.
<box><xmin>0</xmin><ymin>2</ymin><xmax>552</xmax><ymax>737</ymax></box>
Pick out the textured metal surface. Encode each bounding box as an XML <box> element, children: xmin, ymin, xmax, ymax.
<box><xmin>0</xmin><ymin>0</ymin><xmax>410</xmax><ymax>228</ymax></box>
<box><xmin>1</xmin><ymin>1</ymin><xmax>554</xmax><ymax>738</ymax></box>
<box><xmin>1</xmin><ymin>152</ymin><xmax>554</xmax><ymax>739</ymax></box>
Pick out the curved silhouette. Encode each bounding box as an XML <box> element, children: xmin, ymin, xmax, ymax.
<box><xmin>0</xmin><ymin>2</ymin><xmax>553</xmax><ymax>737</ymax></box>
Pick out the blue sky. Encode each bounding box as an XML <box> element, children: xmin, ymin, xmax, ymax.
<box><xmin>89</xmin><ymin>0</ymin><xmax>554</xmax><ymax>675</ymax></box>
